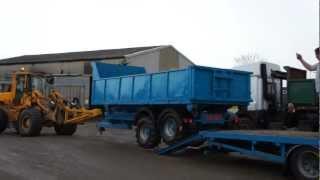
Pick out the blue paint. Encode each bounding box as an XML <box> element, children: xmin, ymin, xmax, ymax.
<box><xmin>199</xmin><ymin>131</ymin><xmax>319</xmax><ymax>146</ymax></box>
<box><xmin>91</xmin><ymin>62</ymin><xmax>251</xmax><ymax>129</ymax></box>
<box><xmin>157</xmin><ymin>130</ymin><xmax>319</xmax><ymax>164</ymax></box>
<box><xmin>210</xmin><ymin>142</ymin><xmax>285</xmax><ymax>163</ymax></box>
<box><xmin>91</xmin><ymin>63</ymin><xmax>251</xmax><ymax>106</ymax></box>
<box><xmin>91</xmin><ymin>62</ymin><xmax>145</xmax><ymax>80</ymax></box>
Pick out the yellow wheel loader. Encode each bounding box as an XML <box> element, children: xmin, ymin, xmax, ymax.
<box><xmin>0</xmin><ymin>70</ymin><xmax>102</xmax><ymax>136</ymax></box>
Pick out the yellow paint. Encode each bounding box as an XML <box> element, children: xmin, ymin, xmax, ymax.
<box><xmin>0</xmin><ymin>71</ymin><xmax>102</xmax><ymax>125</ymax></box>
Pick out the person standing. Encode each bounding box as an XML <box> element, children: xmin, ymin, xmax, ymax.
<box><xmin>296</xmin><ymin>47</ymin><xmax>320</xmax><ymax>94</ymax></box>
<box><xmin>296</xmin><ymin>47</ymin><xmax>320</xmax><ymax>131</ymax></box>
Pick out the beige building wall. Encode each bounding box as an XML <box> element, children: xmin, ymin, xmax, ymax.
<box><xmin>124</xmin><ymin>46</ymin><xmax>193</xmax><ymax>73</ymax></box>
<box><xmin>32</xmin><ymin>62</ymin><xmax>84</xmax><ymax>74</ymax></box>
<box><xmin>0</xmin><ymin>64</ymin><xmax>32</xmax><ymax>77</ymax></box>
<box><xmin>0</xmin><ymin>61</ymin><xmax>84</xmax><ymax>77</ymax></box>
<box><xmin>125</xmin><ymin>51</ymin><xmax>160</xmax><ymax>73</ymax></box>
<box><xmin>178</xmin><ymin>54</ymin><xmax>193</xmax><ymax>68</ymax></box>
<box><xmin>158</xmin><ymin>46</ymin><xmax>179</xmax><ymax>71</ymax></box>
<box><xmin>100</xmin><ymin>58</ymin><xmax>124</xmax><ymax>65</ymax></box>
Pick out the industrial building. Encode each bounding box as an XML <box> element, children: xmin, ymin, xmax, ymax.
<box><xmin>0</xmin><ymin>45</ymin><xmax>194</xmax><ymax>105</ymax></box>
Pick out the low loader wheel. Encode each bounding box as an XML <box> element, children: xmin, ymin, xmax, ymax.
<box><xmin>54</xmin><ymin>124</ymin><xmax>77</xmax><ymax>136</ymax></box>
<box><xmin>19</xmin><ymin>108</ymin><xmax>42</xmax><ymax>137</ymax></box>
<box><xmin>0</xmin><ymin>110</ymin><xmax>8</xmax><ymax>134</ymax></box>
<box><xmin>290</xmin><ymin>146</ymin><xmax>319</xmax><ymax>180</ymax></box>
<box><xmin>136</xmin><ymin>117</ymin><xmax>160</xmax><ymax>149</ymax></box>
<box><xmin>160</xmin><ymin>110</ymin><xmax>184</xmax><ymax>145</ymax></box>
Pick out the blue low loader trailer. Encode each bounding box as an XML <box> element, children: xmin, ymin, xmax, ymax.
<box><xmin>91</xmin><ymin>62</ymin><xmax>319</xmax><ymax>180</ymax></box>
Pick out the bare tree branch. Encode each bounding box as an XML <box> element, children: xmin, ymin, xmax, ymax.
<box><xmin>234</xmin><ymin>53</ymin><xmax>266</xmax><ymax>65</ymax></box>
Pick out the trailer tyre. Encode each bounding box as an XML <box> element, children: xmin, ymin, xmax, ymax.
<box><xmin>160</xmin><ymin>110</ymin><xmax>184</xmax><ymax>145</ymax></box>
<box><xmin>19</xmin><ymin>108</ymin><xmax>42</xmax><ymax>137</ymax></box>
<box><xmin>0</xmin><ymin>110</ymin><xmax>8</xmax><ymax>134</ymax></box>
<box><xmin>136</xmin><ymin>117</ymin><xmax>160</xmax><ymax>149</ymax></box>
<box><xmin>290</xmin><ymin>146</ymin><xmax>319</xmax><ymax>180</ymax></box>
<box><xmin>54</xmin><ymin>124</ymin><xmax>77</xmax><ymax>136</ymax></box>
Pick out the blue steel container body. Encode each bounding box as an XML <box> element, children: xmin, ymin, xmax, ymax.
<box><xmin>91</xmin><ymin>65</ymin><xmax>251</xmax><ymax>106</ymax></box>
<box><xmin>91</xmin><ymin>62</ymin><xmax>146</xmax><ymax>80</ymax></box>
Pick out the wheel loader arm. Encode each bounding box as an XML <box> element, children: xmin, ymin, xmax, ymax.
<box><xmin>27</xmin><ymin>89</ymin><xmax>102</xmax><ymax>125</ymax></box>
<box><xmin>63</xmin><ymin>107</ymin><xmax>102</xmax><ymax>124</ymax></box>
<box><xmin>48</xmin><ymin>90</ymin><xmax>102</xmax><ymax>125</ymax></box>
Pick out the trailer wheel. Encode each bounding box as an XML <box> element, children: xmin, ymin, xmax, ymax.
<box><xmin>54</xmin><ymin>124</ymin><xmax>77</xmax><ymax>136</ymax></box>
<box><xmin>19</xmin><ymin>108</ymin><xmax>42</xmax><ymax>137</ymax></box>
<box><xmin>290</xmin><ymin>146</ymin><xmax>319</xmax><ymax>180</ymax></box>
<box><xmin>136</xmin><ymin>117</ymin><xmax>160</xmax><ymax>149</ymax></box>
<box><xmin>0</xmin><ymin>110</ymin><xmax>8</xmax><ymax>134</ymax></box>
<box><xmin>160</xmin><ymin>110</ymin><xmax>184</xmax><ymax>145</ymax></box>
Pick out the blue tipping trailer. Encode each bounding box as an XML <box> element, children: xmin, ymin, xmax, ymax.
<box><xmin>91</xmin><ymin>61</ymin><xmax>251</xmax><ymax>144</ymax></box>
<box><xmin>91</xmin><ymin>63</ymin><xmax>251</xmax><ymax>106</ymax></box>
<box><xmin>91</xmin><ymin>62</ymin><xmax>319</xmax><ymax>179</ymax></box>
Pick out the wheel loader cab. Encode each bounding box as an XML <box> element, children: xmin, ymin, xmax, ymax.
<box><xmin>12</xmin><ymin>72</ymin><xmax>46</xmax><ymax>104</ymax></box>
<box><xmin>30</xmin><ymin>75</ymin><xmax>46</xmax><ymax>94</ymax></box>
<box><xmin>14</xmin><ymin>74</ymin><xmax>29</xmax><ymax>104</ymax></box>
<box><xmin>0</xmin><ymin>72</ymin><xmax>38</xmax><ymax>105</ymax></box>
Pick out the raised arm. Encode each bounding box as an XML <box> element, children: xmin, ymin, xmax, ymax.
<box><xmin>296</xmin><ymin>53</ymin><xmax>317</xmax><ymax>71</ymax></box>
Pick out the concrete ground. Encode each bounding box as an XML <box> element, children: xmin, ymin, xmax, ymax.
<box><xmin>0</xmin><ymin>123</ymin><xmax>287</xmax><ymax>180</ymax></box>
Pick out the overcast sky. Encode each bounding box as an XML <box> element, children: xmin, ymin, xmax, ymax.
<box><xmin>0</xmin><ymin>0</ymin><xmax>318</xmax><ymax>70</ymax></box>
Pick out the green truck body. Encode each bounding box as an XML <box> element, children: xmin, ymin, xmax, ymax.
<box><xmin>287</xmin><ymin>79</ymin><xmax>318</xmax><ymax>106</ymax></box>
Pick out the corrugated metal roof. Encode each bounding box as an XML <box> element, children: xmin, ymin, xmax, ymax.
<box><xmin>0</xmin><ymin>46</ymin><xmax>160</xmax><ymax>65</ymax></box>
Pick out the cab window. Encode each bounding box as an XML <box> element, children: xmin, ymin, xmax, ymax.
<box><xmin>0</xmin><ymin>83</ymin><xmax>11</xmax><ymax>92</ymax></box>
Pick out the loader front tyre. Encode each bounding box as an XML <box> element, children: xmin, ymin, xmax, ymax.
<box><xmin>0</xmin><ymin>110</ymin><xmax>8</xmax><ymax>134</ymax></box>
<box><xmin>136</xmin><ymin>117</ymin><xmax>160</xmax><ymax>149</ymax></box>
<box><xmin>19</xmin><ymin>108</ymin><xmax>42</xmax><ymax>137</ymax></box>
<box><xmin>54</xmin><ymin>124</ymin><xmax>77</xmax><ymax>136</ymax></box>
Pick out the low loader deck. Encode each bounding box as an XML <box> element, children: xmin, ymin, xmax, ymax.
<box><xmin>230</xmin><ymin>130</ymin><xmax>317</xmax><ymax>138</ymax></box>
<box><xmin>157</xmin><ymin>130</ymin><xmax>318</xmax><ymax>164</ymax></box>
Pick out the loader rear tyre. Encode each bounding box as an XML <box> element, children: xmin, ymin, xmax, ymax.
<box><xmin>136</xmin><ymin>117</ymin><xmax>160</xmax><ymax>149</ymax></box>
<box><xmin>0</xmin><ymin>110</ymin><xmax>8</xmax><ymax>134</ymax></box>
<box><xmin>160</xmin><ymin>110</ymin><xmax>184</xmax><ymax>145</ymax></box>
<box><xmin>54</xmin><ymin>124</ymin><xmax>77</xmax><ymax>136</ymax></box>
<box><xmin>290</xmin><ymin>146</ymin><xmax>319</xmax><ymax>180</ymax></box>
<box><xmin>19</xmin><ymin>108</ymin><xmax>42</xmax><ymax>137</ymax></box>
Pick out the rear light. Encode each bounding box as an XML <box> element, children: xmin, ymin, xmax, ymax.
<box><xmin>183</xmin><ymin>118</ymin><xmax>193</xmax><ymax>124</ymax></box>
<box><xmin>234</xmin><ymin>116</ymin><xmax>240</xmax><ymax>124</ymax></box>
<box><xmin>208</xmin><ymin>113</ymin><xmax>223</xmax><ymax>121</ymax></box>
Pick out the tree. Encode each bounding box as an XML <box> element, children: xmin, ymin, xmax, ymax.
<box><xmin>234</xmin><ymin>53</ymin><xmax>266</xmax><ymax>66</ymax></box>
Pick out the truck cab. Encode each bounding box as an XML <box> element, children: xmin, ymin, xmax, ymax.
<box><xmin>234</xmin><ymin>62</ymin><xmax>318</xmax><ymax>131</ymax></box>
<box><xmin>234</xmin><ymin>62</ymin><xmax>286</xmax><ymax>129</ymax></box>
<box><xmin>234</xmin><ymin>62</ymin><xmax>283</xmax><ymax>112</ymax></box>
